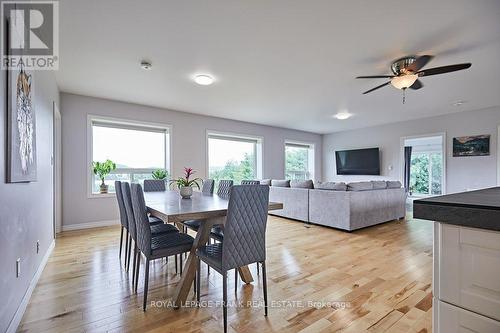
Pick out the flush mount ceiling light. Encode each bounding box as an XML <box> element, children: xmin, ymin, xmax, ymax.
<box><xmin>334</xmin><ymin>112</ymin><xmax>352</xmax><ymax>120</ymax></box>
<box><xmin>140</xmin><ymin>60</ymin><xmax>152</xmax><ymax>70</ymax></box>
<box><xmin>194</xmin><ymin>74</ymin><xmax>214</xmax><ymax>85</ymax></box>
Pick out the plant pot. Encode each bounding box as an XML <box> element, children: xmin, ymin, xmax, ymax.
<box><xmin>179</xmin><ymin>186</ymin><xmax>193</xmax><ymax>199</ymax></box>
<box><xmin>100</xmin><ymin>183</ymin><xmax>109</xmax><ymax>194</ymax></box>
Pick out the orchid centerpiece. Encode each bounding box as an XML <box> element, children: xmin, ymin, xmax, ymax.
<box><xmin>170</xmin><ymin>167</ymin><xmax>202</xmax><ymax>199</ymax></box>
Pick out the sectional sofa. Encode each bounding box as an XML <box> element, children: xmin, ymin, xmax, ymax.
<box><xmin>262</xmin><ymin>179</ymin><xmax>406</xmax><ymax>231</ymax></box>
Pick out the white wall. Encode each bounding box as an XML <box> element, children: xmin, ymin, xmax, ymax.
<box><xmin>322</xmin><ymin>107</ymin><xmax>500</xmax><ymax>194</ymax></box>
<box><xmin>61</xmin><ymin>93</ymin><xmax>322</xmax><ymax>226</ymax></box>
<box><xmin>0</xmin><ymin>70</ymin><xmax>59</xmax><ymax>332</ymax></box>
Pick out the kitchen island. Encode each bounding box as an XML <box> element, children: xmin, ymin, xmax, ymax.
<box><xmin>413</xmin><ymin>187</ymin><xmax>500</xmax><ymax>332</ymax></box>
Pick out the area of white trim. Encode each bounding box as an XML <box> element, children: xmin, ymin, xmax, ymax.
<box><xmin>399</xmin><ymin>132</ymin><xmax>447</xmax><ymax>195</ymax></box>
<box><xmin>62</xmin><ymin>219</ymin><xmax>120</xmax><ymax>231</ymax></box>
<box><xmin>7</xmin><ymin>240</ymin><xmax>55</xmax><ymax>333</ymax></box>
<box><xmin>497</xmin><ymin>126</ymin><xmax>500</xmax><ymax>186</ymax></box>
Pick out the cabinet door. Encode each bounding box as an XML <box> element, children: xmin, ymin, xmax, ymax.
<box><xmin>438</xmin><ymin>224</ymin><xmax>500</xmax><ymax>321</ymax></box>
<box><xmin>438</xmin><ymin>300</ymin><xmax>500</xmax><ymax>333</ymax></box>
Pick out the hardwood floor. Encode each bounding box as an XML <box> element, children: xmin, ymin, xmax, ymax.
<box><xmin>19</xmin><ymin>216</ymin><xmax>433</xmax><ymax>332</ymax></box>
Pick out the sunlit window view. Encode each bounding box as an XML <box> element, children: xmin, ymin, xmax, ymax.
<box><xmin>208</xmin><ymin>134</ymin><xmax>260</xmax><ymax>188</ymax></box>
<box><xmin>410</xmin><ymin>152</ymin><xmax>443</xmax><ymax>196</ymax></box>
<box><xmin>285</xmin><ymin>143</ymin><xmax>314</xmax><ymax>180</ymax></box>
<box><xmin>91</xmin><ymin>121</ymin><xmax>168</xmax><ymax>193</ymax></box>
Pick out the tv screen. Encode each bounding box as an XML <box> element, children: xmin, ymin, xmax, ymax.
<box><xmin>335</xmin><ymin>148</ymin><xmax>380</xmax><ymax>175</ymax></box>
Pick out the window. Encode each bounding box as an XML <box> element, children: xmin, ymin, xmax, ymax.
<box><xmin>207</xmin><ymin>132</ymin><xmax>262</xmax><ymax>187</ymax></box>
<box><xmin>89</xmin><ymin>117</ymin><xmax>170</xmax><ymax>195</ymax></box>
<box><xmin>285</xmin><ymin>142</ymin><xmax>314</xmax><ymax>180</ymax></box>
<box><xmin>410</xmin><ymin>152</ymin><xmax>443</xmax><ymax>196</ymax></box>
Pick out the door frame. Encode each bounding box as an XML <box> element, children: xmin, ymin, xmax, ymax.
<box><xmin>399</xmin><ymin>132</ymin><xmax>447</xmax><ymax>195</ymax></box>
<box><xmin>53</xmin><ymin>102</ymin><xmax>62</xmax><ymax>235</ymax></box>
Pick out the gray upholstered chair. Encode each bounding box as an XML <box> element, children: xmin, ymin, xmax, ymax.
<box><xmin>217</xmin><ymin>179</ymin><xmax>233</xmax><ymax>197</ymax></box>
<box><xmin>115</xmin><ymin>181</ymin><xmax>129</xmax><ymax>263</ymax></box>
<box><xmin>241</xmin><ymin>180</ymin><xmax>260</xmax><ymax>185</ymax></box>
<box><xmin>201</xmin><ymin>179</ymin><xmax>215</xmax><ymax>194</ymax></box>
<box><xmin>143</xmin><ymin>179</ymin><xmax>166</xmax><ymax>192</ymax></box>
<box><xmin>121</xmin><ymin>182</ymin><xmax>179</xmax><ymax>282</ymax></box>
<box><xmin>196</xmin><ymin>185</ymin><xmax>270</xmax><ymax>333</ymax></box>
<box><xmin>130</xmin><ymin>183</ymin><xmax>195</xmax><ymax>311</ymax></box>
<box><xmin>182</xmin><ymin>179</ymin><xmax>219</xmax><ymax>233</ymax></box>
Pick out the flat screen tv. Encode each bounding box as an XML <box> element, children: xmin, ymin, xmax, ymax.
<box><xmin>335</xmin><ymin>148</ymin><xmax>380</xmax><ymax>175</ymax></box>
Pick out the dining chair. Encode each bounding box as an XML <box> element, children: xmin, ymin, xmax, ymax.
<box><xmin>143</xmin><ymin>179</ymin><xmax>166</xmax><ymax>192</ymax></box>
<box><xmin>130</xmin><ymin>183</ymin><xmax>195</xmax><ymax>311</ymax></box>
<box><xmin>217</xmin><ymin>179</ymin><xmax>233</xmax><ymax>197</ymax></box>
<box><xmin>240</xmin><ymin>180</ymin><xmax>260</xmax><ymax>185</ymax></box>
<box><xmin>115</xmin><ymin>181</ymin><xmax>129</xmax><ymax>263</ymax></box>
<box><xmin>121</xmin><ymin>182</ymin><xmax>179</xmax><ymax>279</ymax></box>
<box><xmin>196</xmin><ymin>185</ymin><xmax>270</xmax><ymax>333</ymax></box>
<box><xmin>182</xmin><ymin>179</ymin><xmax>217</xmax><ymax>233</ymax></box>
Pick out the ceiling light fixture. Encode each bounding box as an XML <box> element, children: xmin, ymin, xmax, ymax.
<box><xmin>194</xmin><ymin>74</ymin><xmax>214</xmax><ymax>85</ymax></box>
<box><xmin>390</xmin><ymin>74</ymin><xmax>418</xmax><ymax>90</ymax></box>
<box><xmin>140</xmin><ymin>60</ymin><xmax>152</xmax><ymax>70</ymax></box>
<box><xmin>334</xmin><ymin>112</ymin><xmax>352</xmax><ymax>120</ymax></box>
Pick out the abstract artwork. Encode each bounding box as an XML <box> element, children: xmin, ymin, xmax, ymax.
<box><xmin>452</xmin><ymin>135</ymin><xmax>490</xmax><ymax>157</ymax></box>
<box><xmin>6</xmin><ymin>19</ymin><xmax>37</xmax><ymax>182</ymax></box>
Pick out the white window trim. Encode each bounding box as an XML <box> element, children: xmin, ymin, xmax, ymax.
<box><xmin>206</xmin><ymin>130</ymin><xmax>263</xmax><ymax>181</ymax></box>
<box><xmin>284</xmin><ymin>140</ymin><xmax>315</xmax><ymax>181</ymax></box>
<box><xmin>87</xmin><ymin>115</ymin><xmax>173</xmax><ymax>199</ymax></box>
<box><xmin>410</xmin><ymin>151</ymin><xmax>443</xmax><ymax>197</ymax></box>
<box><xmin>399</xmin><ymin>132</ymin><xmax>446</xmax><ymax>195</ymax></box>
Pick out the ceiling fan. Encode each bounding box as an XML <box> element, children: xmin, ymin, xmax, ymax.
<box><xmin>356</xmin><ymin>55</ymin><xmax>471</xmax><ymax>103</ymax></box>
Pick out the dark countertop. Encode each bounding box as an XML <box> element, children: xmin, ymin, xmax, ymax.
<box><xmin>413</xmin><ymin>187</ymin><xmax>500</xmax><ymax>232</ymax></box>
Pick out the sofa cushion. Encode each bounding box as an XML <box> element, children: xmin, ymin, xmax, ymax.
<box><xmin>371</xmin><ymin>180</ymin><xmax>387</xmax><ymax>190</ymax></box>
<box><xmin>347</xmin><ymin>181</ymin><xmax>373</xmax><ymax>191</ymax></box>
<box><xmin>271</xmin><ymin>179</ymin><xmax>290</xmax><ymax>187</ymax></box>
<box><xmin>260</xmin><ymin>179</ymin><xmax>271</xmax><ymax>186</ymax></box>
<box><xmin>386</xmin><ymin>180</ymin><xmax>402</xmax><ymax>189</ymax></box>
<box><xmin>290</xmin><ymin>180</ymin><xmax>314</xmax><ymax>189</ymax></box>
<box><xmin>314</xmin><ymin>182</ymin><xmax>347</xmax><ymax>191</ymax></box>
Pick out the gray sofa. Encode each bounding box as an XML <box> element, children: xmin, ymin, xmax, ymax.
<box><xmin>267</xmin><ymin>180</ymin><xmax>406</xmax><ymax>231</ymax></box>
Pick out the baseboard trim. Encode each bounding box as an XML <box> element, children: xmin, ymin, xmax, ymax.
<box><xmin>62</xmin><ymin>219</ymin><xmax>119</xmax><ymax>231</ymax></box>
<box><xmin>7</xmin><ymin>239</ymin><xmax>55</xmax><ymax>333</ymax></box>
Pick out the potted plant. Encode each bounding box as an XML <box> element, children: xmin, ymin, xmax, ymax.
<box><xmin>170</xmin><ymin>167</ymin><xmax>201</xmax><ymax>199</ymax></box>
<box><xmin>92</xmin><ymin>159</ymin><xmax>116</xmax><ymax>194</ymax></box>
<box><xmin>152</xmin><ymin>169</ymin><xmax>169</xmax><ymax>181</ymax></box>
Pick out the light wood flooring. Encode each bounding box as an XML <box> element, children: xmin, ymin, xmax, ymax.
<box><xmin>19</xmin><ymin>216</ymin><xmax>433</xmax><ymax>332</ymax></box>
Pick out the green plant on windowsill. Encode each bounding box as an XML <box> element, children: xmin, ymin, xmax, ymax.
<box><xmin>93</xmin><ymin>159</ymin><xmax>116</xmax><ymax>194</ymax></box>
<box><xmin>152</xmin><ymin>169</ymin><xmax>169</xmax><ymax>180</ymax></box>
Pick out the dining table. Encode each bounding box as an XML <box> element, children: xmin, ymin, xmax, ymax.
<box><xmin>144</xmin><ymin>190</ymin><xmax>283</xmax><ymax>308</ymax></box>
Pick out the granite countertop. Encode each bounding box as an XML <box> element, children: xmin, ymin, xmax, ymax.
<box><xmin>413</xmin><ymin>187</ymin><xmax>500</xmax><ymax>232</ymax></box>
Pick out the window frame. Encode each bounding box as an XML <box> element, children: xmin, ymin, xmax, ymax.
<box><xmin>206</xmin><ymin>130</ymin><xmax>263</xmax><ymax>183</ymax></box>
<box><xmin>284</xmin><ymin>140</ymin><xmax>315</xmax><ymax>181</ymax></box>
<box><xmin>410</xmin><ymin>150</ymin><xmax>443</xmax><ymax>197</ymax></box>
<box><xmin>87</xmin><ymin>115</ymin><xmax>172</xmax><ymax>198</ymax></box>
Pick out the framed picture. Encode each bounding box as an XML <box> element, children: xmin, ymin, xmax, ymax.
<box><xmin>6</xmin><ymin>17</ymin><xmax>37</xmax><ymax>182</ymax></box>
<box><xmin>452</xmin><ymin>135</ymin><xmax>490</xmax><ymax>157</ymax></box>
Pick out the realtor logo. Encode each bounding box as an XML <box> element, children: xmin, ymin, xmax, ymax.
<box><xmin>1</xmin><ymin>1</ymin><xmax>59</xmax><ymax>70</ymax></box>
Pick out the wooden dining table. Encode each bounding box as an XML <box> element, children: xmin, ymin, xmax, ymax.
<box><xmin>144</xmin><ymin>190</ymin><xmax>283</xmax><ymax>307</ymax></box>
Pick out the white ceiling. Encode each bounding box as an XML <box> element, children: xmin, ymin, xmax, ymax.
<box><xmin>57</xmin><ymin>0</ymin><xmax>500</xmax><ymax>134</ymax></box>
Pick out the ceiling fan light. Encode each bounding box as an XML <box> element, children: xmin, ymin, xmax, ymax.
<box><xmin>391</xmin><ymin>74</ymin><xmax>418</xmax><ymax>90</ymax></box>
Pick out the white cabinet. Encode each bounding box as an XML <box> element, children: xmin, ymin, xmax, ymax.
<box><xmin>434</xmin><ymin>223</ymin><xmax>500</xmax><ymax>331</ymax></box>
<box><xmin>436</xmin><ymin>300</ymin><xmax>500</xmax><ymax>333</ymax></box>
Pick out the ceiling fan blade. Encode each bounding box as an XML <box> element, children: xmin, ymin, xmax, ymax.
<box><xmin>409</xmin><ymin>79</ymin><xmax>423</xmax><ymax>90</ymax></box>
<box><xmin>356</xmin><ymin>75</ymin><xmax>394</xmax><ymax>79</ymax></box>
<box><xmin>362</xmin><ymin>81</ymin><xmax>391</xmax><ymax>94</ymax></box>
<box><xmin>418</xmin><ymin>63</ymin><xmax>471</xmax><ymax>77</ymax></box>
<box><xmin>406</xmin><ymin>55</ymin><xmax>434</xmax><ymax>72</ymax></box>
